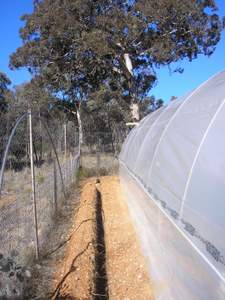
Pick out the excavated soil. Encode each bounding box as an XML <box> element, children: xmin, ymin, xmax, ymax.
<box><xmin>100</xmin><ymin>176</ymin><xmax>154</xmax><ymax>300</ymax></box>
<box><xmin>52</xmin><ymin>179</ymin><xmax>96</xmax><ymax>299</ymax></box>
<box><xmin>52</xmin><ymin>176</ymin><xmax>154</xmax><ymax>300</ymax></box>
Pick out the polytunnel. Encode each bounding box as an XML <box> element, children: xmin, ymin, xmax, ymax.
<box><xmin>119</xmin><ymin>70</ymin><xmax>225</xmax><ymax>300</ymax></box>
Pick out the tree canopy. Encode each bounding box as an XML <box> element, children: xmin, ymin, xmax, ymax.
<box><xmin>10</xmin><ymin>0</ymin><xmax>224</xmax><ymax>100</ymax></box>
<box><xmin>9</xmin><ymin>0</ymin><xmax>225</xmax><ymax>142</ymax></box>
<box><xmin>0</xmin><ymin>72</ymin><xmax>11</xmax><ymax>112</ymax></box>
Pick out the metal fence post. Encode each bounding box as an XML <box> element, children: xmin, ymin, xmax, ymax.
<box><xmin>29</xmin><ymin>109</ymin><xmax>39</xmax><ymax>260</ymax></box>
<box><xmin>64</xmin><ymin>123</ymin><xmax>67</xmax><ymax>184</ymax></box>
<box><xmin>64</xmin><ymin>123</ymin><xmax>67</xmax><ymax>158</ymax></box>
<box><xmin>96</xmin><ymin>137</ymin><xmax>101</xmax><ymax>179</ymax></box>
<box><xmin>70</xmin><ymin>152</ymin><xmax>73</xmax><ymax>183</ymax></box>
<box><xmin>53</xmin><ymin>160</ymin><xmax>58</xmax><ymax>213</ymax></box>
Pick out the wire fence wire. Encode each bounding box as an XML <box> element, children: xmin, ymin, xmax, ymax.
<box><xmin>80</xmin><ymin>130</ymin><xmax>126</xmax><ymax>178</ymax></box>
<box><xmin>0</xmin><ymin>105</ymin><xmax>126</xmax><ymax>267</ymax></box>
<box><xmin>0</xmin><ymin>111</ymin><xmax>80</xmax><ymax>264</ymax></box>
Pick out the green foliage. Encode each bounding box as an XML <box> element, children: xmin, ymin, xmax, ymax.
<box><xmin>8</xmin><ymin>0</ymin><xmax>225</xmax><ymax>138</ymax></box>
<box><xmin>139</xmin><ymin>96</ymin><xmax>164</xmax><ymax>119</ymax></box>
<box><xmin>0</xmin><ymin>78</ymin><xmax>67</xmax><ymax>169</ymax></box>
<box><xmin>0</xmin><ymin>72</ymin><xmax>11</xmax><ymax>94</ymax></box>
<box><xmin>10</xmin><ymin>0</ymin><xmax>224</xmax><ymax>101</ymax></box>
<box><xmin>0</xmin><ymin>72</ymin><xmax>11</xmax><ymax>112</ymax></box>
<box><xmin>12</xmin><ymin>78</ymin><xmax>56</xmax><ymax>113</ymax></box>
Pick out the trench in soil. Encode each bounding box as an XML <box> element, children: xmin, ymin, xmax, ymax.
<box><xmin>94</xmin><ymin>182</ymin><xmax>108</xmax><ymax>300</ymax></box>
<box><xmin>24</xmin><ymin>176</ymin><xmax>153</xmax><ymax>300</ymax></box>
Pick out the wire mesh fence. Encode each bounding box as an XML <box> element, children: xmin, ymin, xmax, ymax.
<box><xmin>81</xmin><ymin>130</ymin><xmax>126</xmax><ymax>177</ymax></box>
<box><xmin>0</xmin><ymin>110</ymin><xmax>80</xmax><ymax>265</ymax></box>
<box><xmin>0</xmin><ymin>103</ymin><xmax>127</xmax><ymax>268</ymax></box>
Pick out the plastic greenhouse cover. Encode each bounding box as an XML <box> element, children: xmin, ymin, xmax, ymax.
<box><xmin>119</xmin><ymin>70</ymin><xmax>225</xmax><ymax>299</ymax></box>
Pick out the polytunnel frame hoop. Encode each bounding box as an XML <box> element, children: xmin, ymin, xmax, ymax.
<box><xmin>147</xmin><ymin>71</ymin><xmax>222</xmax><ymax>183</ymax></box>
<box><xmin>180</xmin><ymin>97</ymin><xmax>225</xmax><ymax>218</ymax></box>
<box><xmin>120</xmin><ymin>159</ymin><xmax>225</xmax><ymax>285</ymax></box>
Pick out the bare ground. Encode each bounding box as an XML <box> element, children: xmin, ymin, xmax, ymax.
<box><xmin>25</xmin><ymin>175</ymin><xmax>154</xmax><ymax>299</ymax></box>
<box><xmin>51</xmin><ymin>176</ymin><xmax>154</xmax><ymax>300</ymax></box>
<box><xmin>51</xmin><ymin>179</ymin><xmax>96</xmax><ymax>300</ymax></box>
<box><xmin>100</xmin><ymin>176</ymin><xmax>154</xmax><ymax>300</ymax></box>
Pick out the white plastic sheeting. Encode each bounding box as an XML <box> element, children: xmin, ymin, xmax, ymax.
<box><xmin>119</xmin><ymin>70</ymin><xmax>225</xmax><ymax>299</ymax></box>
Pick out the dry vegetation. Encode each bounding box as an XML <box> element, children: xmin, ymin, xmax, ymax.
<box><xmin>80</xmin><ymin>153</ymin><xmax>119</xmax><ymax>178</ymax></box>
<box><xmin>23</xmin><ymin>181</ymin><xmax>81</xmax><ymax>299</ymax></box>
<box><xmin>1</xmin><ymin>152</ymin><xmax>153</xmax><ymax>299</ymax></box>
<box><xmin>0</xmin><ymin>155</ymin><xmax>78</xmax><ymax>266</ymax></box>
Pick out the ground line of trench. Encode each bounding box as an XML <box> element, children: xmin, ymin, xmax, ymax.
<box><xmin>94</xmin><ymin>178</ymin><xmax>109</xmax><ymax>300</ymax></box>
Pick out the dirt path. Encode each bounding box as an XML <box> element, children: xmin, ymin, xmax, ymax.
<box><xmin>100</xmin><ymin>176</ymin><xmax>154</xmax><ymax>300</ymax></box>
<box><xmin>52</xmin><ymin>176</ymin><xmax>154</xmax><ymax>300</ymax></box>
<box><xmin>52</xmin><ymin>179</ymin><xmax>96</xmax><ymax>299</ymax></box>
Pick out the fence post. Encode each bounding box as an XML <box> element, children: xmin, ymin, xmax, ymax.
<box><xmin>29</xmin><ymin>109</ymin><xmax>39</xmax><ymax>260</ymax></box>
<box><xmin>96</xmin><ymin>137</ymin><xmax>101</xmax><ymax>179</ymax></box>
<box><xmin>53</xmin><ymin>160</ymin><xmax>58</xmax><ymax>213</ymax></box>
<box><xmin>64</xmin><ymin>123</ymin><xmax>67</xmax><ymax>158</ymax></box>
<box><xmin>70</xmin><ymin>152</ymin><xmax>73</xmax><ymax>183</ymax></box>
<box><xmin>64</xmin><ymin>123</ymin><xmax>67</xmax><ymax>184</ymax></box>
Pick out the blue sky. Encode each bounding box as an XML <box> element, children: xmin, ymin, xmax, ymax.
<box><xmin>0</xmin><ymin>0</ymin><xmax>225</xmax><ymax>103</ymax></box>
<box><xmin>151</xmin><ymin>0</ymin><xmax>225</xmax><ymax>102</ymax></box>
<box><xmin>0</xmin><ymin>1</ymin><xmax>33</xmax><ymax>86</ymax></box>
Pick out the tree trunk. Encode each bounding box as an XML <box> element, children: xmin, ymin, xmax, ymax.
<box><xmin>76</xmin><ymin>107</ymin><xmax>83</xmax><ymax>149</ymax></box>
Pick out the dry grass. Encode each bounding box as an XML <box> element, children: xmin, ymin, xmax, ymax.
<box><xmin>80</xmin><ymin>153</ymin><xmax>119</xmax><ymax>178</ymax></box>
<box><xmin>23</xmin><ymin>181</ymin><xmax>81</xmax><ymax>299</ymax></box>
<box><xmin>0</xmin><ymin>155</ymin><xmax>79</xmax><ymax>266</ymax></box>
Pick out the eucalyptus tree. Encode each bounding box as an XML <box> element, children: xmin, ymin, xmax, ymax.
<box><xmin>0</xmin><ymin>72</ymin><xmax>11</xmax><ymax>112</ymax></box>
<box><xmin>0</xmin><ymin>72</ymin><xmax>12</xmax><ymax>162</ymax></box>
<box><xmin>10</xmin><ymin>0</ymin><xmax>224</xmax><ymax>136</ymax></box>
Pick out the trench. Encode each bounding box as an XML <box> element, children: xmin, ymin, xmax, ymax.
<box><xmin>94</xmin><ymin>179</ymin><xmax>109</xmax><ymax>300</ymax></box>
